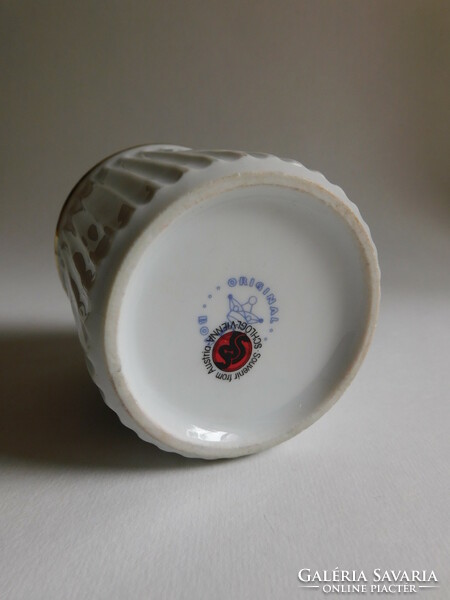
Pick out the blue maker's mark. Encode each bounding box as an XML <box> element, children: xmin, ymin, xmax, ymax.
<box><xmin>227</xmin><ymin>294</ymin><xmax>263</xmax><ymax>325</ymax></box>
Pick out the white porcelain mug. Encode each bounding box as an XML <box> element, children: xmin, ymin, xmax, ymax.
<box><xmin>55</xmin><ymin>144</ymin><xmax>380</xmax><ymax>459</ymax></box>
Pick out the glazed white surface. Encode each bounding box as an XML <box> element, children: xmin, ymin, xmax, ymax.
<box><xmin>116</xmin><ymin>184</ymin><xmax>370</xmax><ymax>448</ymax></box>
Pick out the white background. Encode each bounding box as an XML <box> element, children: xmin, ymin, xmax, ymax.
<box><xmin>1</xmin><ymin>2</ymin><xmax>449</xmax><ymax>598</ymax></box>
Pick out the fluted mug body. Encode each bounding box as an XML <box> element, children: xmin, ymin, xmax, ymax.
<box><xmin>55</xmin><ymin>144</ymin><xmax>380</xmax><ymax>459</ymax></box>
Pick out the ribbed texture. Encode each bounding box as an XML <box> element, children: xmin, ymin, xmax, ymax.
<box><xmin>55</xmin><ymin>144</ymin><xmax>380</xmax><ymax>458</ymax></box>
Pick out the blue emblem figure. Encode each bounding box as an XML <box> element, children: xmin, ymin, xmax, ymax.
<box><xmin>227</xmin><ymin>294</ymin><xmax>264</xmax><ymax>325</ymax></box>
